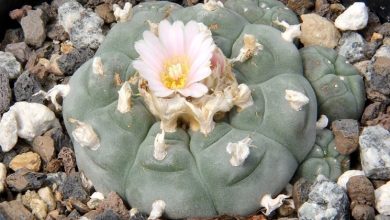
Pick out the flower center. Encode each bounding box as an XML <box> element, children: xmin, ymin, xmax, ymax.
<box><xmin>161</xmin><ymin>57</ymin><xmax>189</xmax><ymax>89</ymax></box>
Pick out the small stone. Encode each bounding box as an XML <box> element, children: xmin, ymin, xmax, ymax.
<box><xmin>5</xmin><ymin>42</ymin><xmax>32</xmax><ymax>63</ymax></box>
<box><xmin>97</xmin><ymin>192</ymin><xmax>129</xmax><ymax>220</ymax></box>
<box><xmin>58</xmin><ymin>1</ymin><xmax>104</xmax><ymax>49</ymax></box>
<box><xmin>375</xmin><ymin>181</ymin><xmax>390</xmax><ymax>215</ymax></box>
<box><xmin>2</xmin><ymin>150</ymin><xmax>17</xmax><ymax>166</ymax></box>
<box><xmin>1</xmin><ymin>29</ymin><xmax>24</xmax><ymax>49</ymax></box>
<box><xmin>45</xmin><ymin>127</ymin><xmax>72</xmax><ymax>152</ymax></box>
<box><xmin>32</xmin><ymin>135</ymin><xmax>55</xmax><ymax>163</ymax></box>
<box><xmin>87</xmin><ymin>192</ymin><xmax>104</xmax><ymax>209</ymax></box>
<box><xmin>298</xmin><ymin>175</ymin><xmax>349</xmax><ymax>220</ymax></box>
<box><xmin>56</xmin><ymin>47</ymin><xmax>95</xmax><ymax>75</ymax></box>
<box><xmin>60</xmin><ymin>172</ymin><xmax>89</xmax><ymax>202</ymax></box>
<box><xmin>300</xmin><ymin>13</ymin><xmax>341</xmax><ymax>48</ymax></box>
<box><xmin>0</xmin><ymin>51</ymin><xmax>22</xmax><ymax>79</ymax></box>
<box><xmin>30</xmin><ymin>198</ymin><xmax>48</xmax><ymax>220</ymax></box>
<box><xmin>95</xmin><ymin>210</ymin><xmax>121</xmax><ymax>220</ymax></box>
<box><xmin>58</xmin><ymin>147</ymin><xmax>76</xmax><ymax>174</ymax></box>
<box><xmin>38</xmin><ymin>187</ymin><xmax>56</xmax><ymax>211</ymax></box>
<box><xmin>9</xmin><ymin>152</ymin><xmax>42</xmax><ymax>172</ymax></box>
<box><xmin>362</xmin><ymin>12</ymin><xmax>382</xmax><ymax>41</ymax></box>
<box><xmin>9</xmin><ymin>5</ymin><xmax>32</xmax><ymax>21</ymax></box>
<box><xmin>67</xmin><ymin>209</ymin><xmax>81</xmax><ymax>219</ymax></box>
<box><xmin>329</xmin><ymin>3</ymin><xmax>345</xmax><ymax>20</ymax></box>
<box><xmin>287</xmin><ymin>0</ymin><xmax>314</xmax><ymax>15</ymax></box>
<box><xmin>293</xmin><ymin>178</ymin><xmax>312</xmax><ymax>210</ymax></box>
<box><xmin>378</xmin><ymin>23</ymin><xmax>390</xmax><ymax>38</ymax></box>
<box><xmin>315</xmin><ymin>0</ymin><xmax>330</xmax><ymax>17</ymax></box>
<box><xmin>13</xmin><ymin>71</ymin><xmax>43</xmax><ymax>103</ymax></box>
<box><xmin>277</xmin><ymin>199</ymin><xmax>295</xmax><ymax>217</ymax></box>
<box><xmin>45</xmin><ymin>172</ymin><xmax>67</xmax><ymax>187</ymax></box>
<box><xmin>95</xmin><ymin>3</ymin><xmax>116</xmax><ymax>24</ymax></box>
<box><xmin>83</xmin><ymin>210</ymin><xmax>101</xmax><ymax>219</ymax></box>
<box><xmin>45</xmin><ymin>159</ymin><xmax>63</xmax><ymax>173</ymax></box>
<box><xmin>337</xmin><ymin>31</ymin><xmax>367</xmax><ymax>63</ymax></box>
<box><xmin>0</xmin><ymin>72</ymin><xmax>11</xmax><ymax>114</ymax></box>
<box><xmin>21</xmin><ymin>9</ymin><xmax>47</xmax><ymax>47</ymax></box>
<box><xmin>21</xmin><ymin>190</ymin><xmax>40</xmax><ymax>208</ymax></box>
<box><xmin>361</xmin><ymin>102</ymin><xmax>385</xmax><ymax>125</ymax></box>
<box><xmin>6</xmin><ymin>169</ymin><xmax>46</xmax><ymax>192</ymax></box>
<box><xmin>68</xmin><ymin>198</ymin><xmax>90</xmax><ymax>214</ymax></box>
<box><xmin>359</xmin><ymin>125</ymin><xmax>390</xmax><ymax>179</ymax></box>
<box><xmin>332</xmin><ymin>119</ymin><xmax>359</xmax><ymax>155</ymax></box>
<box><xmin>0</xmin><ymin>163</ymin><xmax>7</xmax><ymax>193</ymax></box>
<box><xmin>47</xmin><ymin>24</ymin><xmax>69</xmax><ymax>42</ymax></box>
<box><xmin>335</xmin><ymin>2</ymin><xmax>368</xmax><ymax>31</ymax></box>
<box><xmin>0</xmin><ymin>200</ymin><xmax>34</xmax><ymax>219</ymax></box>
<box><xmin>347</xmin><ymin>176</ymin><xmax>375</xmax><ymax>220</ymax></box>
<box><xmin>367</xmin><ymin>107</ymin><xmax>390</xmax><ymax>131</ymax></box>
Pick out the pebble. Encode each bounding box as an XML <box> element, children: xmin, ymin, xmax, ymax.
<box><xmin>95</xmin><ymin>210</ymin><xmax>122</xmax><ymax>220</ymax></box>
<box><xmin>45</xmin><ymin>127</ymin><xmax>72</xmax><ymax>152</ymax></box>
<box><xmin>58</xmin><ymin>147</ymin><xmax>76</xmax><ymax>174</ymax></box>
<box><xmin>298</xmin><ymin>175</ymin><xmax>349</xmax><ymax>220</ymax></box>
<box><xmin>347</xmin><ymin>175</ymin><xmax>376</xmax><ymax>220</ymax></box>
<box><xmin>378</xmin><ymin>23</ymin><xmax>390</xmax><ymax>38</ymax></box>
<box><xmin>22</xmin><ymin>190</ymin><xmax>41</xmax><ymax>209</ymax></box>
<box><xmin>1</xmin><ymin>29</ymin><xmax>24</xmax><ymax>49</ymax></box>
<box><xmin>58</xmin><ymin>1</ymin><xmax>105</xmax><ymax>49</ymax></box>
<box><xmin>292</xmin><ymin>178</ymin><xmax>312</xmax><ymax>210</ymax></box>
<box><xmin>366</xmin><ymin>107</ymin><xmax>390</xmax><ymax>131</ymax></box>
<box><xmin>13</xmin><ymin>71</ymin><xmax>43</xmax><ymax>103</ymax></box>
<box><xmin>30</xmin><ymin>198</ymin><xmax>48</xmax><ymax>220</ymax></box>
<box><xmin>300</xmin><ymin>13</ymin><xmax>341</xmax><ymax>48</ymax></box>
<box><xmin>60</xmin><ymin>172</ymin><xmax>89</xmax><ymax>202</ymax></box>
<box><xmin>375</xmin><ymin>181</ymin><xmax>390</xmax><ymax>215</ymax></box>
<box><xmin>287</xmin><ymin>0</ymin><xmax>315</xmax><ymax>15</ymax></box>
<box><xmin>56</xmin><ymin>47</ymin><xmax>95</xmax><ymax>75</ymax></box>
<box><xmin>44</xmin><ymin>159</ymin><xmax>63</xmax><ymax>173</ymax></box>
<box><xmin>337</xmin><ymin>170</ymin><xmax>365</xmax><ymax>190</ymax></box>
<box><xmin>332</xmin><ymin>119</ymin><xmax>360</xmax><ymax>155</ymax></box>
<box><xmin>45</xmin><ymin>172</ymin><xmax>67</xmax><ymax>186</ymax></box>
<box><xmin>9</xmin><ymin>5</ymin><xmax>32</xmax><ymax>21</ymax></box>
<box><xmin>5</xmin><ymin>42</ymin><xmax>32</xmax><ymax>64</ymax></box>
<box><xmin>315</xmin><ymin>0</ymin><xmax>330</xmax><ymax>17</ymax></box>
<box><xmin>87</xmin><ymin>192</ymin><xmax>104</xmax><ymax>209</ymax></box>
<box><xmin>0</xmin><ymin>51</ymin><xmax>22</xmax><ymax>79</ymax></box>
<box><xmin>0</xmin><ymin>200</ymin><xmax>34</xmax><ymax>219</ymax></box>
<box><xmin>335</xmin><ymin>2</ymin><xmax>368</xmax><ymax>31</ymax></box>
<box><xmin>337</xmin><ymin>31</ymin><xmax>367</xmax><ymax>63</ymax></box>
<box><xmin>68</xmin><ymin>198</ymin><xmax>90</xmax><ymax>214</ymax></box>
<box><xmin>0</xmin><ymin>72</ymin><xmax>11</xmax><ymax>114</ymax></box>
<box><xmin>38</xmin><ymin>187</ymin><xmax>56</xmax><ymax>211</ymax></box>
<box><xmin>0</xmin><ymin>163</ymin><xmax>7</xmax><ymax>193</ymax></box>
<box><xmin>9</xmin><ymin>152</ymin><xmax>42</xmax><ymax>172</ymax></box>
<box><xmin>361</xmin><ymin>102</ymin><xmax>386</xmax><ymax>125</ymax></box>
<box><xmin>21</xmin><ymin>9</ymin><xmax>47</xmax><ymax>47</ymax></box>
<box><xmin>67</xmin><ymin>209</ymin><xmax>81</xmax><ymax>218</ymax></box>
<box><xmin>6</xmin><ymin>169</ymin><xmax>46</xmax><ymax>192</ymax></box>
<box><xmin>32</xmin><ymin>135</ymin><xmax>55</xmax><ymax>163</ymax></box>
<box><xmin>359</xmin><ymin>125</ymin><xmax>390</xmax><ymax>179</ymax></box>
<box><xmin>95</xmin><ymin>3</ymin><xmax>116</xmax><ymax>24</ymax></box>
<box><xmin>97</xmin><ymin>192</ymin><xmax>130</xmax><ymax>220</ymax></box>
<box><xmin>47</xmin><ymin>24</ymin><xmax>69</xmax><ymax>41</ymax></box>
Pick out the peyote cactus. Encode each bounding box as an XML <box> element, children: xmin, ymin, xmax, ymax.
<box><xmin>62</xmin><ymin>0</ymin><xmax>364</xmax><ymax>218</ymax></box>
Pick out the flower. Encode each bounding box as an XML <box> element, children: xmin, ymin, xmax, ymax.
<box><xmin>133</xmin><ymin>20</ymin><xmax>216</xmax><ymax>98</ymax></box>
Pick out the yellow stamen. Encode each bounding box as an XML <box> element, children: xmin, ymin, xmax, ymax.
<box><xmin>161</xmin><ymin>56</ymin><xmax>189</xmax><ymax>89</ymax></box>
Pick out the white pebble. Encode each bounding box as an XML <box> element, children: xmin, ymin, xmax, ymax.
<box><xmin>335</xmin><ymin>2</ymin><xmax>368</xmax><ymax>31</ymax></box>
<box><xmin>38</xmin><ymin>187</ymin><xmax>56</xmax><ymax>211</ymax></box>
<box><xmin>375</xmin><ymin>181</ymin><xmax>390</xmax><ymax>215</ymax></box>
<box><xmin>0</xmin><ymin>163</ymin><xmax>7</xmax><ymax>193</ymax></box>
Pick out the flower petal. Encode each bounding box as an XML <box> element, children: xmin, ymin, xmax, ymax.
<box><xmin>184</xmin><ymin>21</ymin><xmax>200</xmax><ymax>51</ymax></box>
<box><xmin>133</xmin><ymin>60</ymin><xmax>160</xmax><ymax>82</ymax></box>
<box><xmin>152</xmin><ymin>86</ymin><xmax>175</xmax><ymax>97</ymax></box>
<box><xmin>178</xmin><ymin>83</ymin><xmax>208</xmax><ymax>98</ymax></box>
<box><xmin>134</xmin><ymin>39</ymin><xmax>164</xmax><ymax>73</ymax></box>
<box><xmin>186</xmin><ymin>66</ymin><xmax>212</xmax><ymax>85</ymax></box>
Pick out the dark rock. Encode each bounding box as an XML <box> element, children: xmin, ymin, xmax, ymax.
<box><xmin>13</xmin><ymin>71</ymin><xmax>43</xmax><ymax>103</ymax></box>
<box><xmin>95</xmin><ymin>210</ymin><xmax>121</xmax><ymax>220</ymax></box>
<box><xmin>347</xmin><ymin>176</ymin><xmax>376</xmax><ymax>220</ymax></box>
<box><xmin>315</xmin><ymin>0</ymin><xmax>330</xmax><ymax>17</ymax></box>
<box><xmin>0</xmin><ymin>72</ymin><xmax>11</xmax><ymax>114</ymax></box>
<box><xmin>5</xmin><ymin>168</ymin><xmax>46</xmax><ymax>192</ymax></box>
<box><xmin>67</xmin><ymin>209</ymin><xmax>81</xmax><ymax>219</ymax></box>
<box><xmin>366</xmin><ymin>56</ymin><xmax>390</xmax><ymax>101</ymax></box>
<box><xmin>293</xmin><ymin>178</ymin><xmax>312</xmax><ymax>210</ymax></box>
<box><xmin>366</xmin><ymin>106</ymin><xmax>390</xmax><ymax>131</ymax></box>
<box><xmin>0</xmin><ymin>51</ymin><xmax>22</xmax><ymax>79</ymax></box>
<box><xmin>361</xmin><ymin>102</ymin><xmax>386</xmax><ymax>125</ymax></box>
<box><xmin>287</xmin><ymin>0</ymin><xmax>315</xmax><ymax>15</ymax></box>
<box><xmin>332</xmin><ymin>119</ymin><xmax>360</xmax><ymax>155</ymax></box>
<box><xmin>60</xmin><ymin>172</ymin><xmax>89</xmax><ymax>203</ymax></box>
<box><xmin>21</xmin><ymin>9</ymin><xmax>47</xmax><ymax>47</ymax></box>
<box><xmin>378</xmin><ymin>23</ymin><xmax>390</xmax><ymax>37</ymax></box>
<box><xmin>2</xmin><ymin>150</ymin><xmax>17</xmax><ymax>167</ymax></box>
<box><xmin>0</xmin><ymin>200</ymin><xmax>34</xmax><ymax>219</ymax></box>
<box><xmin>58</xmin><ymin>147</ymin><xmax>76</xmax><ymax>175</ymax></box>
<box><xmin>83</xmin><ymin>210</ymin><xmax>101</xmax><ymax>219</ymax></box>
<box><xmin>36</xmin><ymin>2</ymin><xmax>57</xmax><ymax>21</ymax></box>
<box><xmin>361</xmin><ymin>12</ymin><xmax>381</xmax><ymax>41</ymax></box>
<box><xmin>0</xmin><ymin>28</ymin><xmax>24</xmax><ymax>50</ymax></box>
<box><xmin>45</xmin><ymin>172</ymin><xmax>67</xmax><ymax>186</ymax></box>
<box><xmin>47</xmin><ymin>24</ymin><xmax>69</xmax><ymax>41</ymax></box>
<box><xmin>5</xmin><ymin>42</ymin><xmax>32</xmax><ymax>63</ymax></box>
<box><xmin>45</xmin><ymin>158</ymin><xmax>63</xmax><ymax>173</ymax></box>
<box><xmin>95</xmin><ymin>3</ymin><xmax>116</xmax><ymax>24</ymax></box>
<box><xmin>97</xmin><ymin>192</ymin><xmax>129</xmax><ymax>220</ymax></box>
<box><xmin>46</xmin><ymin>127</ymin><xmax>72</xmax><ymax>152</ymax></box>
<box><xmin>129</xmin><ymin>211</ymin><xmax>148</xmax><ymax>220</ymax></box>
<box><xmin>56</xmin><ymin>47</ymin><xmax>94</xmax><ymax>75</ymax></box>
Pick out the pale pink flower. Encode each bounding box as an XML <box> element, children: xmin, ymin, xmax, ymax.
<box><xmin>133</xmin><ymin>20</ymin><xmax>216</xmax><ymax>98</ymax></box>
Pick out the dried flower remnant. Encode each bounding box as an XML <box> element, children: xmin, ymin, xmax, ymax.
<box><xmin>117</xmin><ymin>82</ymin><xmax>132</xmax><ymax>113</ymax></box>
<box><xmin>68</xmin><ymin>118</ymin><xmax>100</xmax><ymax>150</ymax></box>
<box><xmin>231</xmin><ymin>34</ymin><xmax>263</xmax><ymax>63</ymax></box>
<box><xmin>113</xmin><ymin>2</ymin><xmax>133</xmax><ymax>23</ymax></box>
<box><xmin>226</xmin><ymin>137</ymin><xmax>252</xmax><ymax>166</ymax></box>
<box><xmin>153</xmin><ymin>130</ymin><xmax>168</xmax><ymax>161</ymax></box>
<box><xmin>134</xmin><ymin>20</ymin><xmax>253</xmax><ymax>135</ymax></box>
